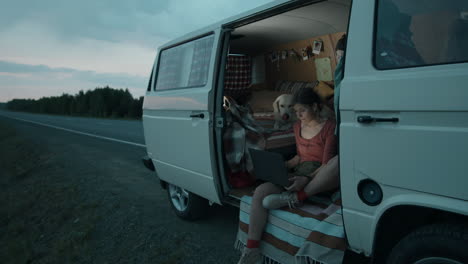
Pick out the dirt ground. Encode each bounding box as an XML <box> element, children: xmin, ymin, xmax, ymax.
<box><xmin>0</xmin><ymin>118</ymin><xmax>241</xmax><ymax>264</ymax></box>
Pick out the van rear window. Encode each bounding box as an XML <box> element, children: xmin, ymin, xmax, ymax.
<box><xmin>374</xmin><ymin>0</ymin><xmax>468</xmax><ymax>70</ymax></box>
<box><xmin>155</xmin><ymin>35</ymin><xmax>214</xmax><ymax>90</ymax></box>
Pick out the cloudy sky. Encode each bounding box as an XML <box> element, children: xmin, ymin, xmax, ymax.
<box><xmin>0</xmin><ymin>0</ymin><xmax>274</xmax><ymax>102</ymax></box>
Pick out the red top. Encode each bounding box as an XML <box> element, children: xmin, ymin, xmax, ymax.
<box><xmin>293</xmin><ymin>119</ymin><xmax>337</xmax><ymax>164</ymax></box>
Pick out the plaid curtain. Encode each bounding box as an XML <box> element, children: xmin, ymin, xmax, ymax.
<box><xmin>224</xmin><ymin>55</ymin><xmax>252</xmax><ymax>101</ymax></box>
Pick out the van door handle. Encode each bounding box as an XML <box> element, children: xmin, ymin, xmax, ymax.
<box><xmin>357</xmin><ymin>115</ymin><xmax>399</xmax><ymax>124</ymax></box>
<box><xmin>190</xmin><ymin>113</ymin><xmax>205</xmax><ymax>119</ymax></box>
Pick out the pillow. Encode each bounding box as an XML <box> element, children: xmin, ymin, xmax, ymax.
<box><xmin>248</xmin><ymin>90</ymin><xmax>286</xmax><ymax>113</ymax></box>
<box><xmin>312</xmin><ymin>81</ymin><xmax>334</xmax><ymax>100</ymax></box>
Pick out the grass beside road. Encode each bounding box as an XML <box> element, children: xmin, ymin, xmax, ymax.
<box><xmin>0</xmin><ymin>122</ymin><xmax>101</xmax><ymax>263</ymax></box>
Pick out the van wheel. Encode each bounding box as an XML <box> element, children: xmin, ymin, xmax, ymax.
<box><xmin>386</xmin><ymin>224</ymin><xmax>468</xmax><ymax>264</ymax></box>
<box><xmin>167</xmin><ymin>183</ymin><xmax>208</xmax><ymax>220</ymax></box>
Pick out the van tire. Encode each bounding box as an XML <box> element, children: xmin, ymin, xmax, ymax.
<box><xmin>167</xmin><ymin>183</ymin><xmax>208</xmax><ymax>221</ymax></box>
<box><xmin>386</xmin><ymin>224</ymin><xmax>468</xmax><ymax>264</ymax></box>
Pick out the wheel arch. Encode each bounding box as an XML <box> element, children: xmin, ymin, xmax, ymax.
<box><xmin>371</xmin><ymin>203</ymin><xmax>468</xmax><ymax>263</ymax></box>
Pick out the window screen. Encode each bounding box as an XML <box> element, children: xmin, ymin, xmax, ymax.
<box><xmin>155</xmin><ymin>34</ymin><xmax>214</xmax><ymax>90</ymax></box>
<box><xmin>375</xmin><ymin>0</ymin><xmax>468</xmax><ymax>69</ymax></box>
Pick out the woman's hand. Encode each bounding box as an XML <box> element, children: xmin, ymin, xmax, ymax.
<box><xmin>285</xmin><ymin>175</ymin><xmax>309</xmax><ymax>192</ymax></box>
<box><xmin>286</xmin><ymin>155</ymin><xmax>300</xmax><ymax>169</ymax></box>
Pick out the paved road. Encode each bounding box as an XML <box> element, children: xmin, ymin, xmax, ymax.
<box><xmin>0</xmin><ymin>110</ymin><xmax>145</xmax><ymax>146</ymax></box>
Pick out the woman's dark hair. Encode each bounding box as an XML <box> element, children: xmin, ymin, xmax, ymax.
<box><xmin>336</xmin><ymin>33</ymin><xmax>347</xmax><ymax>52</ymax></box>
<box><xmin>294</xmin><ymin>88</ymin><xmax>322</xmax><ymax>112</ymax></box>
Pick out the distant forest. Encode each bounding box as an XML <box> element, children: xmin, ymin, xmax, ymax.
<box><xmin>6</xmin><ymin>86</ymin><xmax>143</xmax><ymax>119</ymax></box>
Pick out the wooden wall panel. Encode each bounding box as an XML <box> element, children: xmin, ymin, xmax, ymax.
<box><xmin>261</xmin><ymin>32</ymin><xmax>346</xmax><ymax>89</ymax></box>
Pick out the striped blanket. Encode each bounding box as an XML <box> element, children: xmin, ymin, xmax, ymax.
<box><xmin>235</xmin><ymin>194</ymin><xmax>346</xmax><ymax>264</ymax></box>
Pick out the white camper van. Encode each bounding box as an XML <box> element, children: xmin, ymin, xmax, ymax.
<box><xmin>142</xmin><ymin>0</ymin><xmax>468</xmax><ymax>263</ymax></box>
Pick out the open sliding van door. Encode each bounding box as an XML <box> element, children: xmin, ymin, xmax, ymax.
<box><xmin>143</xmin><ymin>30</ymin><xmax>224</xmax><ymax>220</ymax></box>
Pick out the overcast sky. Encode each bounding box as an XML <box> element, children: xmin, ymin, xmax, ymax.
<box><xmin>0</xmin><ymin>0</ymin><xmax>274</xmax><ymax>102</ymax></box>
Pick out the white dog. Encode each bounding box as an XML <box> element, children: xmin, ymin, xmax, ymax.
<box><xmin>272</xmin><ymin>94</ymin><xmax>296</xmax><ymax>130</ymax></box>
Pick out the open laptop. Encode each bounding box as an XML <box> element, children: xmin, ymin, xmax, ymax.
<box><xmin>249</xmin><ymin>148</ymin><xmax>291</xmax><ymax>187</ymax></box>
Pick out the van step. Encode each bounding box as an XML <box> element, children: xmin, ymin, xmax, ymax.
<box><xmin>228</xmin><ymin>186</ymin><xmax>256</xmax><ymax>200</ymax></box>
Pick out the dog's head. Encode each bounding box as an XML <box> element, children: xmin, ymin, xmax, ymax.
<box><xmin>272</xmin><ymin>94</ymin><xmax>295</xmax><ymax>121</ymax></box>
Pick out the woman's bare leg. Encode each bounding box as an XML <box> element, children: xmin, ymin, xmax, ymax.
<box><xmin>247</xmin><ymin>182</ymin><xmax>283</xmax><ymax>240</ymax></box>
<box><xmin>303</xmin><ymin>155</ymin><xmax>340</xmax><ymax>196</ymax></box>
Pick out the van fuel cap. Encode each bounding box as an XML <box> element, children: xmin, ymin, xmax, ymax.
<box><xmin>358</xmin><ymin>179</ymin><xmax>383</xmax><ymax>206</ymax></box>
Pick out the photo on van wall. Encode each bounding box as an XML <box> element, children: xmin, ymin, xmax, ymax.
<box><xmin>269</xmin><ymin>51</ymin><xmax>279</xmax><ymax>62</ymax></box>
<box><xmin>289</xmin><ymin>49</ymin><xmax>301</xmax><ymax>61</ymax></box>
<box><xmin>281</xmin><ymin>50</ymin><xmax>288</xmax><ymax>60</ymax></box>
<box><xmin>302</xmin><ymin>48</ymin><xmax>309</xmax><ymax>60</ymax></box>
<box><xmin>313</xmin><ymin>40</ymin><xmax>323</xmax><ymax>55</ymax></box>
<box><xmin>315</xmin><ymin>57</ymin><xmax>332</xmax><ymax>81</ymax></box>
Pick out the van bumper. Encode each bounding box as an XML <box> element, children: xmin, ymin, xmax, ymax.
<box><xmin>142</xmin><ymin>155</ymin><xmax>155</xmax><ymax>171</ymax></box>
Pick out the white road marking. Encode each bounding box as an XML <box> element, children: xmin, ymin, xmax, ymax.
<box><xmin>1</xmin><ymin>114</ymin><xmax>146</xmax><ymax>148</ymax></box>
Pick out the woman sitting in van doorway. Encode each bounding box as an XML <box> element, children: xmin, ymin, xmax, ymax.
<box><xmin>237</xmin><ymin>88</ymin><xmax>338</xmax><ymax>264</ymax></box>
<box><xmin>262</xmin><ymin>34</ymin><xmax>347</xmax><ymax>211</ymax></box>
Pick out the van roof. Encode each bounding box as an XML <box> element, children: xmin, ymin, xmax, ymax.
<box><xmin>159</xmin><ymin>0</ymin><xmax>351</xmax><ymax>51</ymax></box>
<box><xmin>159</xmin><ymin>0</ymin><xmax>294</xmax><ymax>49</ymax></box>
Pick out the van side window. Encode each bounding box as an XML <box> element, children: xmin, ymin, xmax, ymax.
<box><xmin>155</xmin><ymin>35</ymin><xmax>214</xmax><ymax>90</ymax></box>
<box><xmin>374</xmin><ymin>0</ymin><xmax>468</xmax><ymax>70</ymax></box>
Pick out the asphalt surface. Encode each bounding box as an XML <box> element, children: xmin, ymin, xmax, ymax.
<box><xmin>0</xmin><ymin>111</ymin><xmax>241</xmax><ymax>263</ymax></box>
<box><xmin>0</xmin><ymin>110</ymin><xmax>145</xmax><ymax>146</ymax></box>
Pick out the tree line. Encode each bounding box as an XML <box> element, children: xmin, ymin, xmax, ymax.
<box><xmin>6</xmin><ymin>86</ymin><xmax>143</xmax><ymax>119</ymax></box>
